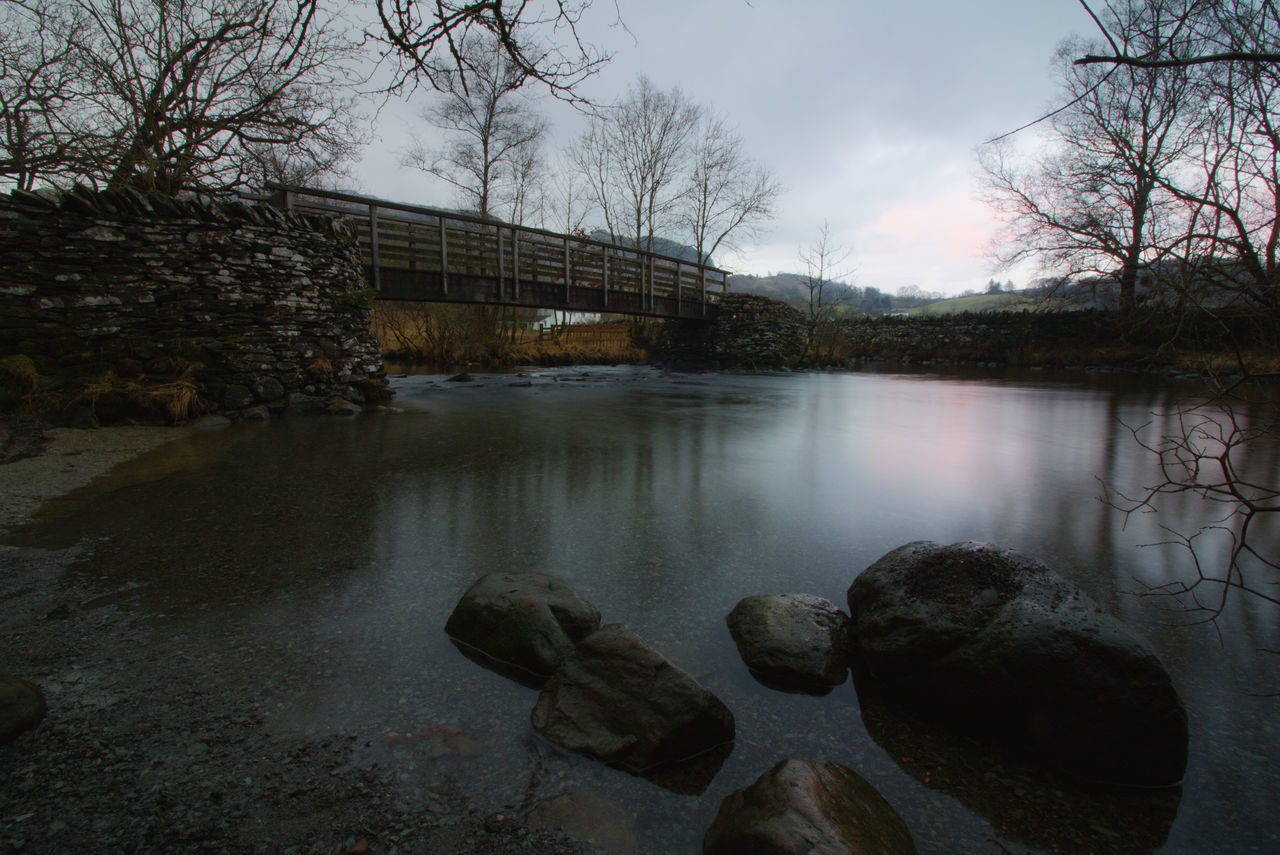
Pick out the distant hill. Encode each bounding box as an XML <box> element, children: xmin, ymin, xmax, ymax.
<box><xmin>588</xmin><ymin>231</ymin><xmax>708</xmax><ymax>264</ymax></box>
<box><xmin>729</xmin><ymin>273</ymin><xmax>894</xmax><ymax>315</ymax></box>
<box><xmin>726</xmin><ymin>273</ymin><xmax>812</xmax><ymax>302</ymax></box>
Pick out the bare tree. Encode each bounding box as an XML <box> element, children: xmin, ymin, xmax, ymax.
<box><xmin>680</xmin><ymin>111</ymin><xmax>781</xmax><ymax>265</ymax></box>
<box><xmin>1155</xmin><ymin>41</ymin><xmax>1280</xmax><ymax>317</ymax></box>
<box><xmin>501</xmin><ymin>133</ymin><xmax>543</xmax><ymax>225</ymax></box>
<box><xmin>403</xmin><ymin>32</ymin><xmax>546</xmax><ymax>218</ymax></box>
<box><xmin>2</xmin><ymin>0</ymin><xmax>365</xmax><ymax>194</ymax></box>
<box><xmin>981</xmin><ymin>7</ymin><xmax>1198</xmax><ymax>317</ymax></box>
<box><xmin>564</xmin><ymin>117</ymin><xmax>619</xmax><ymax>238</ymax></box>
<box><xmin>569</xmin><ymin>75</ymin><xmax>700</xmax><ymax>250</ymax></box>
<box><xmin>0</xmin><ymin>2</ymin><xmax>96</xmax><ymax>189</ymax></box>
<box><xmin>1046</xmin><ymin>2</ymin><xmax>1280</xmax><ymax>618</ymax></box>
<box><xmin>798</xmin><ymin>221</ymin><xmax>854</xmax><ymax>356</ymax></box>
<box><xmin>798</xmin><ymin>222</ymin><xmax>856</xmax><ymax>361</ymax></box>
<box><xmin>541</xmin><ymin>153</ymin><xmax>592</xmax><ymax>234</ymax></box>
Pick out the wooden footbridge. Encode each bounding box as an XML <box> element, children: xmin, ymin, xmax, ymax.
<box><xmin>268</xmin><ymin>185</ymin><xmax>728</xmax><ymax>320</ymax></box>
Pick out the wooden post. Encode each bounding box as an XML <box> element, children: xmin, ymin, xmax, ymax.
<box><xmin>563</xmin><ymin>238</ymin><xmax>571</xmax><ymax>304</ymax></box>
<box><xmin>498</xmin><ymin>228</ymin><xmax>506</xmax><ymax>300</ymax></box>
<box><xmin>439</xmin><ymin>215</ymin><xmax>449</xmax><ymax>295</ymax></box>
<box><xmin>675</xmin><ymin>262</ymin><xmax>682</xmax><ymax>315</ymax></box>
<box><xmin>504</xmin><ymin>230</ymin><xmax>514</xmax><ymax>300</ymax></box>
<box><xmin>369</xmin><ymin>205</ymin><xmax>381</xmax><ymax>293</ymax></box>
<box><xmin>648</xmin><ymin>254</ymin><xmax>655</xmax><ymax>312</ymax></box>
<box><xmin>602</xmin><ymin>246</ymin><xmax>609</xmax><ymax>308</ymax></box>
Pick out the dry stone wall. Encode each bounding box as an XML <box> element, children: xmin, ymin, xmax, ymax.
<box><xmin>659</xmin><ymin>293</ymin><xmax>808</xmax><ymax>369</ymax></box>
<box><xmin>0</xmin><ymin>187</ymin><xmax>385</xmax><ymax>423</ymax></box>
<box><xmin>836</xmin><ymin>309</ymin><xmax>1273</xmax><ymax>370</ymax></box>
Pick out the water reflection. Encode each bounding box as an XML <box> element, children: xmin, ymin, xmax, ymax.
<box><xmin>857</xmin><ymin>683</ymin><xmax>1181</xmax><ymax>854</ymax></box>
<box><xmin>6</xmin><ymin>366</ymin><xmax>1279</xmax><ymax>853</ymax></box>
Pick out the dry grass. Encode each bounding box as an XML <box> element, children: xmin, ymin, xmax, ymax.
<box><xmin>68</xmin><ymin>368</ymin><xmax>201</xmax><ymax>424</ymax></box>
<box><xmin>307</xmin><ymin>355</ymin><xmax>335</xmax><ymax>378</ymax></box>
<box><xmin>0</xmin><ymin>355</ymin><xmax>55</xmax><ymax>417</ymax></box>
<box><xmin>511</xmin><ymin>327</ymin><xmax>647</xmax><ymax>366</ymax></box>
<box><xmin>0</xmin><ymin>355</ymin><xmax>40</xmax><ymax>396</ymax></box>
<box><xmin>372</xmin><ymin>302</ymin><xmax>646</xmax><ymax>368</ymax></box>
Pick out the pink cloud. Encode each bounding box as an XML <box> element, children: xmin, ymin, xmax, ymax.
<box><xmin>864</xmin><ymin>192</ymin><xmax>998</xmax><ymax>263</ymax></box>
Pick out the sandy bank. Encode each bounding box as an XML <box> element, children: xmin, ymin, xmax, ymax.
<box><xmin>0</xmin><ymin>424</ymin><xmax>185</xmax><ymax>533</ymax></box>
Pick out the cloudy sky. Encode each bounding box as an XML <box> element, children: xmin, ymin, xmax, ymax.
<box><xmin>354</xmin><ymin>1</ymin><xmax>1098</xmax><ymax>296</ymax></box>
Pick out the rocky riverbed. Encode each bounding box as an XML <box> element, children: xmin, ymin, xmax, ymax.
<box><xmin>0</xmin><ymin>418</ymin><xmax>597</xmax><ymax>855</ymax></box>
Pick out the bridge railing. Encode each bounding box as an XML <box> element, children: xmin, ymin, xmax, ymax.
<box><xmin>265</xmin><ymin>184</ymin><xmax>729</xmax><ymax>318</ymax></box>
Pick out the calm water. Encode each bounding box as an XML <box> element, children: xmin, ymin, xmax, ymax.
<box><xmin>12</xmin><ymin>366</ymin><xmax>1280</xmax><ymax>853</ymax></box>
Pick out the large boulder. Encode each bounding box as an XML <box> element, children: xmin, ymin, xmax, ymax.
<box><xmin>726</xmin><ymin>594</ymin><xmax>850</xmax><ymax>694</ymax></box>
<box><xmin>530</xmin><ymin>624</ymin><xmax>735</xmax><ymax>783</ymax></box>
<box><xmin>703</xmin><ymin>758</ymin><xmax>918</xmax><ymax>855</ymax></box>
<box><xmin>0</xmin><ymin>674</ymin><xmax>46</xmax><ymax>743</ymax></box>
<box><xmin>445</xmin><ymin>572</ymin><xmax>600</xmax><ymax>685</ymax></box>
<box><xmin>846</xmin><ymin>541</ymin><xmax>1188</xmax><ymax>787</ymax></box>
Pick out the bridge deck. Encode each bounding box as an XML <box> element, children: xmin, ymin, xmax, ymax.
<box><xmin>270</xmin><ymin>186</ymin><xmax>726</xmax><ymax>321</ymax></box>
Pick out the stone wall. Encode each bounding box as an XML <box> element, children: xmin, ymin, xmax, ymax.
<box><xmin>835</xmin><ymin>308</ymin><xmax>1275</xmax><ymax>369</ymax></box>
<box><xmin>659</xmin><ymin>293</ymin><xmax>807</xmax><ymax>369</ymax></box>
<box><xmin>0</xmin><ymin>187</ymin><xmax>385</xmax><ymax>423</ymax></box>
<box><xmin>659</xmin><ymin>295</ymin><xmax>1275</xmax><ymax>374</ymax></box>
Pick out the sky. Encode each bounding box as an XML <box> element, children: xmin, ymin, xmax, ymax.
<box><xmin>353</xmin><ymin>1</ymin><xmax>1098</xmax><ymax>297</ymax></box>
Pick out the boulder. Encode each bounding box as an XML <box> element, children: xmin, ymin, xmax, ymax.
<box><xmin>325</xmin><ymin>398</ymin><xmax>362</xmax><ymax>416</ymax></box>
<box><xmin>221</xmin><ymin>383</ymin><xmax>254</xmax><ymax>410</ymax></box>
<box><xmin>846</xmin><ymin>541</ymin><xmax>1188</xmax><ymax>787</ymax></box>
<box><xmin>251</xmin><ymin>376</ymin><xmax>285</xmax><ymax>403</ymax></box>
<box><xmin>530</xmin><ymin>624</ymin><xmax>734</xmax><ymax>779</ymax></box>
<box><xmin>0</xmin><ymin>674</ymin><xmax>47</xmax><ymax>743</ymax></box>
<box><xmin>445</xmin><ymin>572</ymin><xmax>600</xmax><ymax>685</ymax></box>
<box><xmin>287</xmin><ymin>391</ymin><xmax>329</xmax><ymax>414</ymax></box>
<box><xmin>703</xmin><ymin>759</ymin><xmax>917</xmax><ymax>855</ymax></box>
<box><xmin>726</xmin><ymin>594</ymin><xmax>850</xmax><ymax>693</ymax></box>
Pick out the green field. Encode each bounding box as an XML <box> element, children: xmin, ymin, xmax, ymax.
<box><xmin>907</xmin><ymin>293</ymin><xmax>1042</xmax><ymax>315</ymax></box>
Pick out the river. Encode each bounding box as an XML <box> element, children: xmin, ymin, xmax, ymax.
<box><xmin>10</xmin><ymin>365</ymin><xmax>1280</xmax><ymax>853</ymax></box>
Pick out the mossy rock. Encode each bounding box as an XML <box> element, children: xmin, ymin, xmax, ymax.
<box><xmin>0</xmin><ymin>675</ymin><xmax>47</xmax><ymax>742</ymax></box>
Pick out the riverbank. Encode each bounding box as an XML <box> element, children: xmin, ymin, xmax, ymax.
<box><xmin>0</xmin><ymin>415</ymin><xmax>600</xmax><ymax>855</ymax></box>
<box><xmin>0</xmin><ymin>419</ymin><xmax>187</xmax><ymax>532</ymax></box>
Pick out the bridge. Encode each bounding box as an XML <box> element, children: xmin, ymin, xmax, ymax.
<box><xmin>268</xmin><ymin>185</ymin><xmax>728</xmax><ymax>321</ymax></box>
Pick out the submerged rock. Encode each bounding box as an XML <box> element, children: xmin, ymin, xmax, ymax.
<box><xmin>523</xmin><ymin>790</ymin><xmax>637</xmax><ymax>855</ymax></box>
<box><xmin>846</xmin><ymin>540</ymin><xmax>1188</xmax><ymax>787</ymax></box>
<box><xmin>726</xmin><ymin>593</ymin><xmax>850</xmax><ymax>694</ymax></box>
<box><xmin>0</xmin><ymin>674</ymin><xmax>46</xmax><ymax>742</ymax></box>
<box><xmin>530</xmin><ymin>624</ymin><xmax>734</xmax><ymax>786</ymax></box>
<box><xmin>445</xmin><ymin>572</ymin><xmax>600</xmax><ymax>686</ymax></box>
<box><xmin>703</xmin><ymin>758</ymin><xmax>918</xmax><ymax>855</ymax></box>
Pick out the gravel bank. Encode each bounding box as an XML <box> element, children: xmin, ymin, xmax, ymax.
<box><xmin>0</xmin><ymin>420</ymin><xmax>183</xmax><ymax>533</ymax></box>
<box><xmin>0</xmin><ymin>419</ymin><xmax>600</xmax><ymax>855</ymax></box>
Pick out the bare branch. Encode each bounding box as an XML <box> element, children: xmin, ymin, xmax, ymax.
<box><xmin>2</xmin><ymin>0</ymin><xmax>366</xmax><ymax>195</ymax></box>
<box><xmin>402</xmin><ymin>31</ymin><xmax>546</xmax><ymax>219</ymax></box>
<box><xmin>373</xmin><ymin>0</ymin><xmax>612</xmax><ymax>105</ymax></box>
<box><xmin>680</xmin><ymin>111</ymin><xmax>781</xmax><ymax>264</ymax></box>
